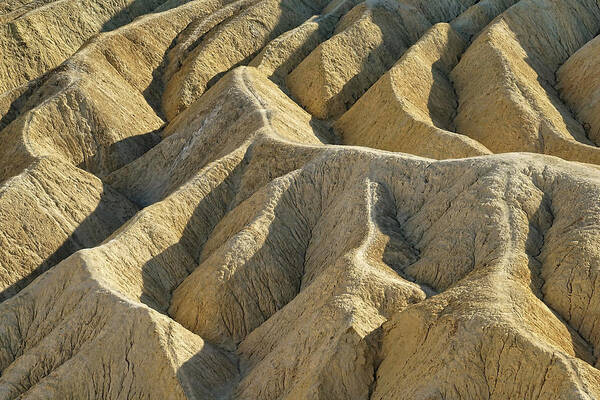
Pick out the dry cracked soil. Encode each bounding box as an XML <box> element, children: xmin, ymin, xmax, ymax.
<box><xmin>1</xmin><ymin>0</ymin><xmax>600</xmax><ymax>398</ymax></box>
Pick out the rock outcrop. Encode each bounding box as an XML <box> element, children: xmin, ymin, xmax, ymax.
<box><xmin>2</xmin><ymin>0</ymin><xmax>600</xmax><ymax>399</ymax></box>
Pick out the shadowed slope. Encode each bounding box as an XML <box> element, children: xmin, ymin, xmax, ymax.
<box><xmin>0</xmin><ymin>0</ymin><xmax>172</xmax><ymax>93</ymax></box>
<box><xmin>558</xmin><ymin>35</ymin><xmax>600</xmax><ymax>144</ymax></box>
<box><xmin>2</xmin><ymin>1</ymin><xmax>600</xmax><ymax>398</ymax></box>
<box><xmin>452</xmin><ymin>0</ymin><xmax>600</xmax><ymax>163</ymax></box>
<box><xmin>3</xmin><ymin>67</ymin><xmax>600</xmax><ymax>399</ymax></box>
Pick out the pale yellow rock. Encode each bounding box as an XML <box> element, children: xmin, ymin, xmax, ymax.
<box><xmin>2</xmin><ymin>1</ymin><xmax>600</xmax><ymax>399</ymax></box>
<box><xmin>249</xmin><ymin>14</ymin><xmax>338</xmax><ymax>87</ymax></box>
<box><xmin>373</xmin><ymin>271</ymin><xmax>600</xmax><ymax>399</ymax></box>
<box><xmin>249</xmin><ymin>0</ymin><xmax>362</xmax><ymax>87</ymax></box>
<box><xmin>286</xmin><ymin>2</ymin><xmax>430</xmax><ymax>119</ymax></box>
<box><xmin>0</xmin><ymin>0</ymin><xmax>233</xmax><ymax>179</ymax></box>
<box><xmin>557</xmin><ymin>35</ymin><xmax>600</xmax><ymax>145</ymax></box>
<box><xmin>286</xmin><ymin>0</ymin><xmax>485</xmax><ymax>120</ymax></box>
<box><xmin>0</xmin><ymin>0</ymin><xmax>170</xmax><ymax>93</ymax></box>
<box><xmin>452</xmin><ymin>0</ymin><xmax>600</xmax><ymax>163</ymax></box>
<box><xmin>336</xmin><ymin>23</ymin><xmax>491</xmax><ymax>159</ymax></box>
<box><xmin>0</xmin><ymin>156</ymin><xmax>138</xmax><ymax>300</ymax></box>
<box><xmin>161</xmin><ymin>0</ymin><xmax>329</xmax><ymax>120</ymax></box>
<box><xmin>449</xmin><ymin>0</ymin><xmax>519</xmax><ymax>41</ymax></box>
<box><xmin>0</xmin><ymin>251</ymin><xmax>238</xmax><ymax>399</ymax></box>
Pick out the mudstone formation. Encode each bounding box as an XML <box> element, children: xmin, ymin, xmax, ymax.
<box><xmin>1</xmin><ymin>0</ymin><xmax>600</xmax><ymax>398</ymax></box>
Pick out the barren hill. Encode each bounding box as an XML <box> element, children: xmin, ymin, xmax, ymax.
<box><xmin>1</xmin><ymin>0</ymin><xmax>600</xmax><ymax>398</ymax></box>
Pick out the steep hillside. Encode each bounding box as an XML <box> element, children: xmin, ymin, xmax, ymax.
<box><xmin>1</xmin><ymin>0</ymin><xmax>600</xmax><ymax>398</ymax></box>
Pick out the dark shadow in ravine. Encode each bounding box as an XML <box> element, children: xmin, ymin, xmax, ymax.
<box><xmin>138</xmin><ymin>152</ymin><xmax>310</xmax><ymax>326</ymax></box>
<box><xmin>375</xmin><ymin>180</ymin><xmax>438</xmax><ymax>298</ymax></box>
<box><xmin>525</xmin><ymin>189</ymin><xmax>598</xmax><ymax>367</ymax></box>
<box><xmin>427</xmin><ymin>58</ymin><xmax>461</xmax><ymax>132</ymax></box>
<box><xmin>100</xmin><ymin>0</ymin><xmax>175</xmax><ymax>33</ymax></box>
<box><xmin>0</xmin><ymin>183</ymin><xmax>138</xmax><ymax>302</ymax></box>
<box><xmin>73</xmin><ymin>128</ymin><xmax>162</xmax><ymax>178</ymax></box>
<box><xmin>177</xmin><ymin>331</ymin><xmax>241</xmax><ymax>399</ymax></box>
<box><xmin>106</xmin><ymin>129</ymin><xmax>163</xmax><ymax>172</ymax></box>
<box><xmin>142</xmin><ymin>36</ymin><xmax>177</xmax><ymax>120</ymax></box>
<box><xmin>0</xmin><ymin>80</ymin><xmax>43</xmax><ymax>131</ymax></box>
<box><xmin>183</xmin><ymin>0</ymin><xmax>329</xmax><ymax>101</ymax></box>
<box><xmin>269</xmin><ymin>13</ymin><xmax>339</xmax><ymax>91</ymax></box>
<box><xmin>501</xmin><ymin>0</ymin><xmax>600</xmax><ymax>147</ymax></box>
<box><xmin>336</xmin><ymin>7</ymin><xmax>415</xmax><ymax>122</ymax></box>
<box><xmin>138</xmin><ymin>158</ymin><xmax>246</xmax><ymax>313</ymax></box>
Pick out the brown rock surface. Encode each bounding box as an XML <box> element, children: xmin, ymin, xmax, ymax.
<box><xmin>2</xmin><ymin>0</ymin><xmax>600</xmax><ymax>399</ymax></box>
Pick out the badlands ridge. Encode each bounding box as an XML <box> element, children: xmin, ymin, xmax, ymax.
<box><xmin>1</xmin><ymin>0</ymin><xmax>600</xmax><ymax>398</ymax></box>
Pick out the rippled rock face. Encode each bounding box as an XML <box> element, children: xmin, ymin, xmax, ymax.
<box><xmin>1</xmin><ymin>0</ymin><xmax>600</xmax><ymax>398</ymax></box>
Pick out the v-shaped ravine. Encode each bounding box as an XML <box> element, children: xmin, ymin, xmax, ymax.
<box><xmin>2</xmin><ymin>0</ymin><xmax>600</xmax><ymax>398</ymax></box>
